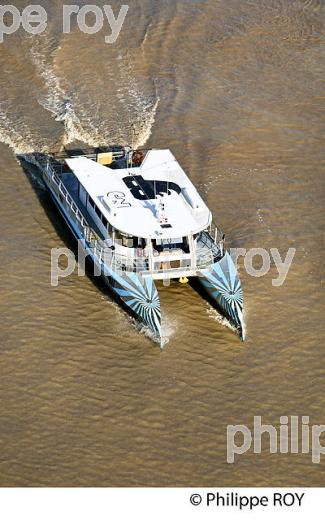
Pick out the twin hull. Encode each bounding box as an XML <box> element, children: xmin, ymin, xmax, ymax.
<box><xmin>46</xmin><ymin>173</ymin><xmax>244</xmax><ymax>345</ymax></box>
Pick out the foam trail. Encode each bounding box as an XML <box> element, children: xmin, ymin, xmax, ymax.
<box><xmin>160</xmin><ymin>314</ymin><xmax>176</xmax><ymax>349</ymax></box>
<box><xmin>5</xmin><ymin>34</ymin><xmax>160</xmax><ymax>153</ymax></box>
<box><xmin>0</xmin><ymin>105</ymin><xmax>48</xmax><ymax>154</ymax></box>
<box><xmin>29</xmin><ymin>35</ymin><xmax>105</xmax><ymax>147</ymax></box>
<box><xmin>30</xmin><ymin>35</ymin><xmax>160</xmax><ymax>148</ymax></box>
<box><xmin>29</xmin><ymin>33</ymin><xmax>160</xmax><ymax>148</ymax></box>
<box><xmin>133</xmin><ymin>97</ymin><xmax>160</xmax><ymax>149</ymax></box>
<box><xmin>29</xmin><ymin>37</ymin><xmax>67</xmax><ymax>120</ymax></box>
<box><xmin>116</xmin><ymin>57</ymin><xmax>160</xmax><ymax>147</ymax></box>
<box><xmin>206</xmin><ymin>305</ymin><xmax>238</xmax><ymax>334</ymax></box>
<box><xmin>207</xmin><ymin>305</ymin><xmax>247</xmax><ymax>340</ymax></box>
<box><xmin>0</xmin><ymin>110</ymin><xmax>33</xmax><ymax>153</ymax></box>
<box><xmin>61</xmin><ymin>103</ymin><xmax>105</xmax><ymax>147</ymax></box>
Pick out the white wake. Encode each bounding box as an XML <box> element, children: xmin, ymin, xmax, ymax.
<box><xmin>29</xmin><ymin>34</ymin><xmax>159</xmax><ymax>149</ymax></box>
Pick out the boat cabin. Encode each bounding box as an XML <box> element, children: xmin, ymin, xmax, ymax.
<box><xmin>48</xmin><ymin>147</ymin><xmax>223</xmax><ymax>277</ymax></box>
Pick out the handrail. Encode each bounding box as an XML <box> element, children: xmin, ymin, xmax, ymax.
<box><xmin>52</xmin><ymin>147</ymin><xmax>127</xmax><ymax>162</ymax></box>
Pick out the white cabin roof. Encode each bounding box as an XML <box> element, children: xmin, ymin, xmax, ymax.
<box><xmin>66</xmin><ymin>149</ymin><xmax>211</xmax><ymax>239</ymax></box>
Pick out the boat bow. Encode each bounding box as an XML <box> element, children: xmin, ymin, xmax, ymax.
<box><xmin>197</xmin><ymin>252</ymin><xmax>245</xmax><ymax>340</ymax></box>
<box><xmin>111</xmin><ymin>272</ymin><xmax>162</xmax><ymax>343</ymax></box>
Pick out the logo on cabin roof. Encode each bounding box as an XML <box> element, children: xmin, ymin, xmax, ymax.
<box><xmin>123</xmin><ymin>176</ymin><xmax>181</xmax><ymax>201</ymax></box>
<box><xmin>107</xmin><ymin>191</ymin><xmax>131</xmax><ymax>208</ymax></box>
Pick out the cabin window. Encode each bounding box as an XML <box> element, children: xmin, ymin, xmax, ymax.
<box><xmin>79</xmin><ymin>184</ymin><xmax>87</xmax><ymax>206</ymax></box>
<box><xmin>87</xmin><ymin>195</ymin><xmax>111</xmax><ymax>233</ymax></box>
<box><xmin>134</xmin><ymin>237</ymin><xmax>146</xmax><ymax>249</ymax></box>
<box><xmin>101</xmin><ymin>214</ymin><xmax>108</xmax><ymax>228</ymax></box>
<box><xmin>153</xmin><ymin>237</ymin><xmax>189</xmax><ymax>253</ymax></box>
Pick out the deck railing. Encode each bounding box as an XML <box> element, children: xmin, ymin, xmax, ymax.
<box><xmin>44</xmin><ymin>162</ymin><xmax>224</xmax><ymax>276</ymax></box>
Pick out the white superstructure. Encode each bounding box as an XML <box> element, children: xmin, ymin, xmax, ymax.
<box><xmin>66</xmin><ymin>150</ymin><xmax>211</xmax><ymax>240</ymax></box>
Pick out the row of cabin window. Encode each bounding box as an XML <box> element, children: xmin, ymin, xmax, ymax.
<box><xmin>87</xmin><ymin>195</ymin><xmax>145</xmax><ymax>249</ymax></box>
<box><xmin>87</xmin><ymin>195</ymin><xmax>112</xmax><ymax>232</ymax></box>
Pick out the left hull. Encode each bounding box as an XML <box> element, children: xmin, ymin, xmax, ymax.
<box><xmin>110</xmin><ymin>272</ymin><xmax>161</xmax><ymax>342</ymax></box>
<box><xmin>46</xmin><ymin>183</ymin><xmax>162</xmax><ymax>343</ymax></box>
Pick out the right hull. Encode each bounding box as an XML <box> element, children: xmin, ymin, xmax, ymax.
<box><xmin>197</xmin><ymin>252</ymin><xmax>245</xmax><ymax>340</ymax></box>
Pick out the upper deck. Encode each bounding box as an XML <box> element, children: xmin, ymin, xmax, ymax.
<box><xmin>65</xmin><ymin>149</ymin><xmax>211</xmax><ymax>239</ymax></box>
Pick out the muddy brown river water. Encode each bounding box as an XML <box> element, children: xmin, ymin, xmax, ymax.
<box><xmin>0</xmin><ymin>0</ymin><xmax>324</xmax><ymax>486</ymax></box>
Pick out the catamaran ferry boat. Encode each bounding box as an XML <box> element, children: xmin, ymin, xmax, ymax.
<box><xmin>22</xmin><ymin>146</ymin><xmax>245</xmax><ymax>345</ymax></box>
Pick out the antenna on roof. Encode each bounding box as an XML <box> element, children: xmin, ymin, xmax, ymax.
<box><xmin>131</xmin><ymin>123</ymin><xmax>136</xmax><ymax>150</ymax></box>
<box><xmin>129</xmin><ymin>124</ymin><xmax>136</xmax><ymax>168</ymax></box>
